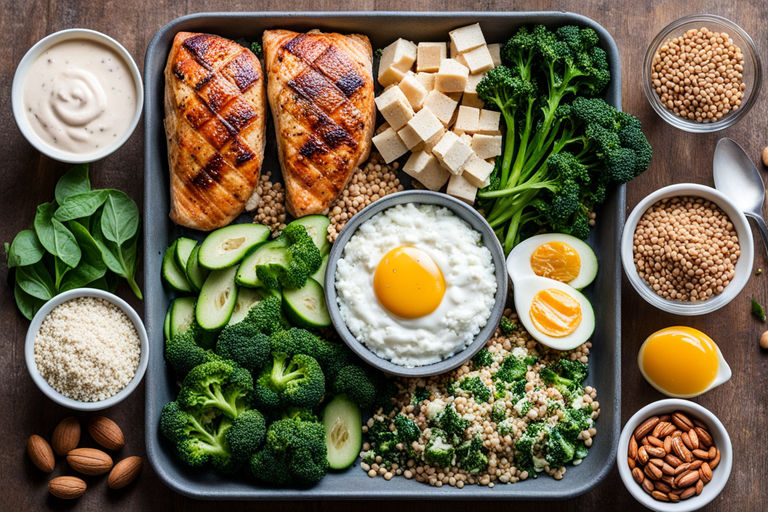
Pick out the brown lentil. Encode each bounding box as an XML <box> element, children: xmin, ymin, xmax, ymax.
<box><xmin>633</xmin><ymin>196</ymin><xmax>739</xmax><ymax>302</ymax></box>
<box><xmin>651</xmin><ymin>27</ymin><xmax>745</xmax><ymax>123</ymax></box>
<box><xmin>251</xmin><ymin>171</ymin><xmax>287</xmax><ymax>235</ymax></box>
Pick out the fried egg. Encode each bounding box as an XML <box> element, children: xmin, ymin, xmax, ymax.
<box><xmin>513</xmin><ymin>275</ymin><xmax>595</xmax><ymax>350</ymax></box>
<box><xmin>506</xmin><ymin>233</ymin><xmax>598</xmax><ymax>290</ymax></box>
<box><xmin>373</xmin><ymin>245</ymin><xmax>446</xmax><ymax>319</ymax></box>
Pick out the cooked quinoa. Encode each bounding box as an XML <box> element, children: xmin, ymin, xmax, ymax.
<box><xmin>360</xmin><ymin>311</ymin><xmax>600</xmax><ymax>487</ymax></box>
<box><xmin>34</xmin><ymin>297</ymin><xmax>141</xmax><ymax>402</ymax></box>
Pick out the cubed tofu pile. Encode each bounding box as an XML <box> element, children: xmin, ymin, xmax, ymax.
<box><xmin>371</xmin><ymin>23</ymin><xmax>502</xmax><ymax>204</ymax></box>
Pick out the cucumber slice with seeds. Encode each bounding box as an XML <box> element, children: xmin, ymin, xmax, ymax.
<box><xmin>310</xmin><ymin>254</ymin><xmax>329</xmax><ymax>288</ymax></box>
<box><xmin>235</xmin><ymin>238</ymin><xmax>289</xmax><ymax>288</ymax></box>
<box><xmin>227</xmin><ymin>287</ymin><xmax>263</xmax><ymax>326</ymax></box>
<box><xmin>162</xmin><ymin>241</ymin><xmax>193</xmax><ymax>293</ymax></box>
<box><xmin>288</xmin><ymin>215</ymin><xmax>331</xmax><ymax>255</ymax></box>
<box><xmin>185</xmin><ymin>244</ymin><xmax>209</xmax><ymax>291</ymax></box>
<box><xmin>283</xmin><ymin>278</ymin><xmax>330</xmax><ymax>328</ymax></box>
<box><xmin>199</xmin><ymin>224</ymin><xmax>270</xmax><ymax>270</ymax></box>
<box><xmin>196</xmin><ymin>266</ymin><xmax>238</xmax><ymax>331</ymax></box>
<box><xmin>174</xmin><ymin>237</ymin><xmax>197</xmax><ymax>271</ymax></box>
<box><xmin>323</xmin><ymin>395</ymin><xmax>362</xmax><ymax>469</ymax></box>
<box><xmin>170</xmin><ymin>296</ymin><xmax>197</xmax><ymax>338</ymax></box>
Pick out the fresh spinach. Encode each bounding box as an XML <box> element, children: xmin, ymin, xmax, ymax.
<box><xmin>54</xmin><ymin>164</ymin><xmax>91</xmax><ymax>205</ymax></box>
<box><xmin>13</xmin><ymin>281</ymin><xmax>45</xmax><ymax>320</ymax></box>
<box><xmin>53</xmin><ymin>256</ymin><xmax>70</xmax><ymax>290</ymax></box>
<box><xmin>59</xmin><ymin>260</ymin><xmax>107</xmax><ymax>292</ymax></box>
<box><xmin>6</xmin><ymin>229</ymin><xmax>44</xmax><ymax>268</ymax></box>
<box><xmin>16</xmin><ymin>260</ymin><xmax>56</xmax><ymax>301</ymax></box>
<box><xmin>34</xmin><ymin>202</ymin><xmax>81</xmax><ymax>268</ymax></box>
<box><xmin>100</xmin><ymin>189</ymin><xmax>139</xmax><ymax>245</ymax></box>
<box><xmin>92</xmin><ymin>208</ymin><xmax>142</xmax><ymax>299</ymax></box>
<box><xmin>54</xmin><ymin>189</ymin><xmax>108</xmax><ymax>222</ymax></box>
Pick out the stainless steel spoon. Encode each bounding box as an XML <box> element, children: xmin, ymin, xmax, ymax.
<box><xmin>713</xmin><ymin>137</ymin><xmax>768</xmax><ymax>253</ymax></box>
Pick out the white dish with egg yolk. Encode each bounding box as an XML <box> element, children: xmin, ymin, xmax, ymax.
<box><xmin>334</xmin><ymin>203</ymin><xmax>497</xmax><ymax>367</ymax></box>
<box><xmin>506</xmin><ymin>233</ymin><xmax>598</xmax><ymax>290</ymax></box>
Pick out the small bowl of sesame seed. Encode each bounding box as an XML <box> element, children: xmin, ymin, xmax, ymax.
<box><xmin>642</xmin><ymin>14</ymin><xmax>761</xmax><ymax>133</ymax></box>
<box><xmin>24</xmin><ymin>288</ymin><xmax>148</xmax><ymax>411</ymax></box>
<box><xmin>621</xmin><ymin>183</ymin><xmax>753</xmax><ymax>315</ymax></box>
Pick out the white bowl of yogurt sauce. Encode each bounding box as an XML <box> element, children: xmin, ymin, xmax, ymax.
<box><xmin>12</xmin><ymin>28</ymin><xmax>143</xmax><ymax>163</ymax></box>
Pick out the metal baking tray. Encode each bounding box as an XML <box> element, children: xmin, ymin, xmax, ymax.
<box><xmin>144</xmin><ymin>11</ymin><xmax>623</xmax><ymax>500</ymax></box>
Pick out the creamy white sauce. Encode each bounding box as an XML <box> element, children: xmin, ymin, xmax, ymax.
<box><xmin>23</xmin><ymin>39</ymin><xmax>136</xmax><ymax>154</ymax></box>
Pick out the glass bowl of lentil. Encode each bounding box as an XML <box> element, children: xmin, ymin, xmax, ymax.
<box><xmin>620</xmin><ymin>183</ymin><xmax>753</xmax><ymax>315</ymax></box>
<box><xmin>24</xmin><ymin>288</ymin><xmax>148</xmax><ymax>411</ymax></box>
<box><xmin>642</xmin><ymin>14</ymin><xmax>761</xmax><ymax>133</ymax></box>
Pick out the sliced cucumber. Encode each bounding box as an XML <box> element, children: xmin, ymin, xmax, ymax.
<box><xmin>311</xmin><ymin>254</ymin><xmax>329</xmax><ymax>288</ymax></box>
<box><xmin>185</xmin><ymin>244</ymin><xmax>209</xmax><ymax>291</ymax></box>
<box><xmin>227</xmin><ymin>287</ymin><xmax>263</xmax><ymax>326</ymax></box>
<box><xmin>162</xmin><ymin>241</ymin><xmax>193</xmax><ymax>293</ymax></box>
<box><xmin>283</xmin><ymin>278</ymin><xmax>331</xmax><ymax>328</ymax></box>
<box><xmin>163</xmin><ymin>304</ymin><xmax>171</xmax><ymax>340</ymax></box>
<box><xmin>170</xmin><ymin>296</ymin><xmax>197</xmax><ymax>338</ymax></box>
<box><xmin>196</xmin><ymin>266</ymin><xmax>238</xmax><ymax>331</ymax></box>
<box><xmin>323</xmin><ymin>395</ymin><xmax>362</xmax><ymax>470</ymax></box>
<box><xmin>174</xmin><ymin>237</ymin><xmax>197</xmax><ymax>271</ymax></box>
<box><xmin>198</xmin><ymin>224</ymin><xmax>270</xmax><ymax>270</ymax></box>
<box><xmin>235</xmin><ymin>238</ymin><xmax>289</xmax><ymax>288</ymax></box>
<box><xmin>288</xmin><ymin>215</ymin><xmax>331</xmax><ymax>255</ymax></box>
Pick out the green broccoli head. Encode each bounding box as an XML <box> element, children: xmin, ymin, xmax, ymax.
<box><xmin>456</xmin><ymin>436</ymin><xmax>488</xmax><ymax>474</ymax></box>
<box><xmin>250</xmin><ymin>417</ymin><xmax>328</xmax><ymax>486</ymax></box>
<box><xmin>497</xmin><ymin>417</ymin><xmax>516</xmax><ymax>436</ymax></box>
<box><xmin>270</xmin><ymin>328</ymin><xmax>352</xmax><ymax>381</ymax></box>
<box><xmin>242</xmin><ymin>295</ymin><xmax>286</xmax><ymax>335</ymax></box>
<box><xmin>332</xmin><ymin>365</ymin><xmax>377</xmax><ymax>409</ymax></box>
<box><xmin>255</xmin><ymin>352</ymin><xmax>325</xmax><ymax>409</ymax></box>
<box><xmin>256</xmin><ymin>264</ymin><xmax>283</xmax><ymax>291</ymax></box>
<box><xmin>178</xmin><ymin>360</ymin><xmax>254</xmax><ymax>419</ymax></box>
<box><xmin>476</xmin><ymin>65</ymin><xmax>537</xmax><ymax>113</ymax></box>
<box><xmin>558</xmin><ymin>407</ymin><xmax>593</xmax><ymax>442</ymax></box>
<box><xmin>458</xmin><ymin>376</ymin><xmax>491</xmax><ymax>403</ymax></box>
<box><xmin>282</xmin><ymin>407</ymin><xmax>320</xmax><ymax>423</ymax></box>
<box><xmin>266</xmin><ymin>224</ymin><xmax>322</xmax><ymax>290</ymax></box>
<box><xmin>495</xmin><ymin>355</ymin><xmax>528</xmax><ymax>383</ymax></box>
<box><xmin>215</xmin><ymin>323</ymin><xmax>271</xmax><ymax>374</ymax></box>
<box><xmin>165</xmin><ymin>330</ymin><xmax>219</xmax><ymax>377</ymax></box>
<box><xmin>499</xmin><ymin>317</ymin><xmax>517</xmax><ymax>335</ymax></box>
<box><xmin>551</xmin><ymin>359</ymin><xmax>589</xmax><ymax>384</ymax></box>
<box><xmin>393</xmin><ymin>414</ymin><xmax>421</xmax><ymax>444</ymax></box>
<box><xmin>249</xmin><ymin>447</ymin><xmax>292</xmax><ymax>485</ymax></box>
<box><xmin>159</xmin><ymin>401</ymin><xmax>232</xmax><ymax>469</ymax></box>
<box><xmin>545</xmin><ymin>426</ymin><xmax>575</xmax><ymax>467</ymax></box>
<box><xmin>471</xmin><ymin>348</ymin><xmax>495</xmax><ymax>368</ymax></box>
<box><xmin>491</xmin><ymin>402</ymin><xmax>507</xmax><ymax>423</ymax></box>
<box><xmin>424</xmin><ymin>429</ymin><xmax>455</xmax><ymax>468</ymax></box>
<box><xmin>225</xmin><ymin>409</ymin><xmax>266</xmax><ymax>463</ymax></box>
<box><xmin>433</xmin><ymin>403</ymin><xmax>470</xmax><ymax>439</ymax></box>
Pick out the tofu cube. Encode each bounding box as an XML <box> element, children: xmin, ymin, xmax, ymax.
<box><xmin>449</xmin><ymin>40</ymin><xmax>460</xmax><ymax>58</ymax></box>
<box><xmin>477</xmin><ymin>109</ymin><xmax>501</xmax><ymax>135</ymax></box>
<box><xmin>435</xmin><ymin>58</ymin><xmax>469</xmax><ymax>93</ymax></box>
<box><xmin>397</xmin><ymin>123</ymin><xmax>423</xmax><ymax>150</ymax></box>
<box><xmin>464</xmin><ymin>72</ymin><xmax>484</xmax><ymax>95</ymax></box>
<box><xmin>380</xmin><ymin>38</ymin><xmax>417</xmax><ymax>72</ymax></box>
<box><xmin>415</xmin><ymin>72</ymin><xmax>435</xmax><ymax>92</ymax></box>
<box><xmin>377</xmin><ymin>66</ymin><xmax>406</xmax><ymax>87</ymax></box>
<box><xmin>374</xmin><ymin>87</ymin><xmax>414</xmax><ymax>130</ymax></box>
<box><xmin>471</xmin><ymin>133</ymin><xmax>503</xmax><ymax>159</ymax></box>
<box><xmin>423</xmin><ymin>90</ymin><xmax>458</xmax><ymax>125</ymax></box>
<box><xmin>433</xmin><ymin>131</ymin><xmax>474</xmax><ymax>174</ymax></box>
<box><xmin>462</xmin><ymin>45</ymin><xmax>494</xmax><ymax>74</ymax></box>
<box><xmin>461</xmin><ymin>94</ymin><xmax>485</xmax><ymax>109</ymax></box>
<box><xmin>372</xmin><ymin>126</ymin><xmax>408</xmax><ymax>163</ymax></box>
<box><xmin>462</xmin><ymin>154</ymin><xmax>495</xmax><ymax>187</ymax></box>
<box><xmin>458</xmin><ymin>133</ymin><xmax>473</xmax><ymax>146</ymax></box>
<box><xmin>417</xmin><ymin>42</ymin><xmax>447</xmax><ymax>73</ymax></box>
<box><xmin>454</xmin><ymin>105</ymin><xmax>480</xmax><ymax>134</ymax></box>
<box><xmin>432</xmin><ymin>131</ymin><xmax>459</xmax><ymax>161</ymax></box>
<box><xmin>424</xmin><ymin>127</ymin><xmax>446</xmax><ymax>152</ymax></box>
<box><xmin>397</xmin><ymin>73</ymin><xmax>429</xmax><ymax>110</ymax></box>
<box><xmin>407</xmin><ymin>107</ymin><xmax>444</xmax><ymax>142</ymax></box>
<box><xmin>487</xmin><ymin>43</ymin><xmax>502</xmax><ymax>67</ymax></box>
<box><xmin>447</xmin><ymin>172</ymin><xmax>478</xmax><ymax>204</ymax></box>
<box><xmin>449</xmin><ymin>23</ymin><xmax>486</xmax><ymax>53</ymax></box>
<box><xmin>403</xmin><ymin>150</ymin><xmax>450</xmax><ymax>191</ymax></box>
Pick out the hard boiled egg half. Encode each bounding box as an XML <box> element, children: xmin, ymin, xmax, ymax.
<box><xmin>506</xmin><ymin>233</ymin><xmax>598</xmax><ymax>289</ymax></box>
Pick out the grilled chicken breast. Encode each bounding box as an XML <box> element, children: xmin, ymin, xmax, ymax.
<box><xmin>164</xmin><ymin>32</ymin><xmax>266</xmax><ymax>231</ymax></box>
<box><xmin>263</xmin><ymin>29</ymin><xmax>375</xmax><ymax>217</ymax></box>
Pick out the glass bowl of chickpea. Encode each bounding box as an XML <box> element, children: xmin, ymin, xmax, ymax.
<box><xmin>642</xmin><ymin>14</ymin><xmax>761</xmax><ymax>133</ymax></box>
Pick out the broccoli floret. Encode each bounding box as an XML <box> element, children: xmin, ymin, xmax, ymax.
<box><xmin>393</xmin><ymin>414</ymin><xmax>421</xmax><ymax>444</ymax></box>
<box><xmin>332</xmin><ymin>365</ymin><xmax>377</xmax><ymax>409</ymax></box>
<box><xmin>256</xmin><ymin>264</ymin><xmax>283</xmax><ymax>291</ymax></box>
<box><xmin>497</xmin><ymin>417</ymin><xmax>516</xmax><ymax>436</ymax></box>
<box><xmin>215</xmin><ymin>323</ymin><xmax>270</xmax><ymax>374</ymax></box>
<box><xmin>159</xmin><ymin>401</ymin><xmax>233</xmax><ymax>470</ymax></box>
<box><xmin>249</xmin><ymin>446</ymin><xmax>292</xmax><ymax>485</ymax></box>
<box><xmin>250</xmin><ymin>417</ymin><xmax>328</xmax><ymax>486</ymax></box>
<box><xmin>541</xmin><ymin>359</ymin><xmax>589</xmax><ymax>405</ymax></box>
<box><xmin>574</xmin><ymin>440</ymin><xmax>589</xmax><ymax>460</ymax></box>
<box><xmin>513</xmin><ymin>421</ymin><xmax>546</xmax><ymax>474</ymax></box>
<box><xmin>558</xmin><ymin>407</ymin><xmax>593</xmax><ymax>442</ymax></box>
<box><xmin>366</xmin><ymin>419</ymin><xmax>399</xmax><ymax>465</ymax></box>
<box><xmin>458</xmin><ymin>376</ymin><xmax>491</xmax><ymax>403</ymax></box>
<box><xmin>495</xmin><ymin>355</ymin><xmax>528</xmax><ymax>383</ymax></box>
<box><xmin>433</xmin><ymin>403</ymin><xmax>470</xmax><ymax>439</ymax></box>
<box><xmin>270</xmin><ymin>328</ymin><xmax>352</xmax><ymax>381</ymax></box>
<box><xmin>471</xmin><ymin>348</ymin><xmax>494</xmax><ymax>368</ymax></box>
<box><xmin>510</xmin><ymin>379</ymin><xmax>527</xmax><ymax>402</ymax></box>
<box><xmin>545</xmin><ymin>426</ymin><xmax>575</xmax><ymax>467</ymax></box>
<box><xmin>254</xmin><ymin>352</ymin><xmax>325</xmax><ymax>409</ymax></box>
<box><xmin>177</xmin><ymin>360</ymin><xmax>254</xmax><ymax>419</ymax></box>
<box><xmin>264</xmin><ymin>224</ymin><xmax>322</xmax><ymax>290</ymax></box>
<box><xmin>523</xmin><ymin>355</ymin><xmax>539</xmax><ymax>367</ymax></box>
<box><xmin>491</xmin><ymin>401</ymin><xmax>507</xmax><ymax>423</ymax></box>
<box><xmin>242</xmin><ymin>295</ymin><xmax>286</xmax><ymax>335</ymax></box>
<box><xmin>550</xmin><ymin>359</ymin><xmax>589</xmax><ymax>385</ymax></box>
<box><xmin>424</xmin><ymin>429</ymin><xmax>455</xmax><ymax>468</ymax></box>
<box><xmin>410</xmin><ymin>387</ymin><xmax>431</xmax><ymax>405</ymax></box>
<box><xmin>499</xmin><ymin>317</ymin><xmax>517</xmax><ymax>334</ymax></box>
<box><xmin>225</xmin><ymin>409</ymin><xmax>266</xmax><ymax>463</ymax></box>
<box><xmin>456</xmin><ymin>436</ymin><xmax>488</xmax><ymax>474</ymax></box>
<box><xmin>165</xmin><ymin>330</ymin><xmax>219</xmax><ymax>377</ymax></box>
<box><xmin>282</xmin><ymin>407</ymin><xmax>320</xmax><ymax>423</ymax></box>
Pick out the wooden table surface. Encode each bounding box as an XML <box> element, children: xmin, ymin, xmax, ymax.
<box><xmin>2</xmin><ymin>1</ymin><xmax>766</xmax><ymax>510</ymax></box>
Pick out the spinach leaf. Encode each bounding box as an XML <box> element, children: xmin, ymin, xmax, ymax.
<box><xmin>53</xmin><ymin>256</ymin><xmax>70</xmax><ymax>290</ymax></box>
<box><xmin>68</xmin><ymin>221</ymin><xmax>106</xmax><ymax>273</ymax></box>
<box><xmin>92</xmin><ymin>211</ymin><xmax>142</xmax><ymax>299</ymax></box>
<box><xmin>59</xmin><ymin>260</ymin><xmax>107</xmax><ymax>292</ymax></box>
<box><xmin>16</xmin><ymin>261</ymin><xmax>55</xmax><ymax>300</ymax></box>
<box><xmin>13</xmin><ymin>281</ymin><xmax>45</xmax><ymax>320</ymax></box>
<box><xmin>54</xmin><ymin>190</ymin><xmax>108</xmax><ymax>222</ymax></box>
<box><xmin>55</xmin><ymin>164</ymin><xmax>91</xmax><ymax>205</ymax></box>
<box><xmin>100</xmin><ymin>190</ymin><xmax>139</xmax><ymax>245</ymax></box>
<box><xmin>34</xmin><ymin>202</ymin><xmax>81</xmax><ymax>268</ymax></box>
<box><xmin>6</xmin><ymin>229</ymin><xmax>45</xmax><ymax>268</ymax></box>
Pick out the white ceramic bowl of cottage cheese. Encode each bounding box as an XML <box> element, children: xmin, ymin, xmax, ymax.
<box><xmin>326</xmin><ymin>191</ymin><xmax>507</xmax><ymax>377</ymax></box>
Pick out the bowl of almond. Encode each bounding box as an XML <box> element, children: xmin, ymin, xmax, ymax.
<box><xmin>617</xmin><ymin>399</ymin><xmax>732</xmax><ymax>511</ymax></box>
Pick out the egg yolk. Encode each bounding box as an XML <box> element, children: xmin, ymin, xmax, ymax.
<box><xmin>530</xmin><ymin>241</ymin><xmax>582</xmax><ymax>283</ymax></box>
<box><xmin>529</xmin><ymin>288</ymin><xmax>582</xmax><ymax>337</ymax></box>
<box><xmin>373</xmin><ymin>246</ymin><xmax>446</xmax><ymax>319</ymax></box>
<box><xmin>640</xmin><ymin>326</ymin><xmax>719</xmax><ymax>395</ymax></box>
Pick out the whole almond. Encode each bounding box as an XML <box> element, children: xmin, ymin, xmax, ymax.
<box><xmin>695</xmin><ymin>479</ymin><xmax>704</xmax><ymax>495</ymax></box>
<box><xmin>680</xmin><ymin>487</ymin><xmax>696</xmax><ymax>500</ymax></box>
<box><xmin>642</xmin><ymin>478</ymin><xmax>654</xmax><ymax>494</ymax></box>
<box><xmin>659</xmin><ymin>423</ymin><xmax>677</xmax><ymax>438</ymax></box>
<box><xmin>681</xmin><ymin>432</ymin><xmax>694</xmax><ymax>450</ymax></box>
<box><xmin>51</xmin><ymin>417</ymin><xmax>80</xmax><ymax>456</ymax></box>
<box><xmin>628</xmin><ymin>435</ymin><xmax>638</xmax><ymax>459</ymax></box>
<box><xmin>672</xmin><ymin>437</ymin><xmax>693</xmax><ymax>462</ymax></box>
<box><xmin>635</xmin><ymin>416</ymin><xmax>660</xmax><ymax>440</ymax></box>
<box><xmin>88</xmin><ymin>416</ymin><xmax>125</xmax><ymax>451</ymax></box>
<box><xmin>647</xmin><ymin>435</ymin><xmax>664</xmax><ymax>448</ymax></box>
<box><xmin>632</xmin><ymin>467</ymin><xmax>644</xmax><ymax>484</ymax></box>
<box><xmin>689</xmin><ymin>459</ymin><xmax>703</xmax><ymax>470</ymax></box>
<box><xmin>644</xmin><ymin>463</ymin><xmax>663</xmax><ymax>480</ymax></box>
<box><xmin>649</xmin><ymin>457</ymin><xmax>664</xmax><ymax>467</ymax></box>
<box><xmin>696</xmin><ymin>427</ymin><xmax>713</xmax><ymax>448</ymax></box>
<box><xmin>687</xmin><ymin>429</ymin><xmax>699</xmax><ymax>449</ymax></box>
<box><xmin>710</xmin><ymin>448</ymin><xmax>721</xmax><ymax>470</ymax></box>
<box><xmin>663</xmin><ymin>436</ymin><xmax>673</xmax><ymax>454</ymax></box>
<box><xmin>654</xmin><ymin>480</ymin><xmax>672</xmax><ymax>493</ymax></box>
<box><xmin>67</xmin><ymin>447</ymin><xmax>113</xmax><ymax>475</ymax></box>
<box><xmin>641</xmin><ymin>436</ymin><xmax>650</xmax><ymax>446</ymax></box>
<box><xmin>672</xmin><ymin>412</ymin><xmax>694</xmax><ymax>430</ymax></box>
<box><xmin>27</xmin><ymin>435</ymin><xmax>55</xmax><ymax>473</ymax></box>
<box><xmin>708</xmin><ymin>446</ymin><xmax>717</xmax><ymax>459</ymax></box>
<box><xmin>646</xmin><ymin>446</ymin><xmax>666</xmax><ymax>458</ymax></box>
<box><xmin>699</xmin><ymin>462</ymin><xmax>713</xmax><ymax>484</ymax></box>
<box><xmin>675</xmin><ymin>469</ymin><xmax>700</xmax><ymax>488</ymax></box>
<box><xmin>48</xmin><ymin>476</ymin><xmax>86</xmax><ymax>499</ymax></box>
<box><xmin>674</xmin><ymin>462</ymin><xmax>691</xmax><ymax>476</ymax></box>
<box><xmin>661</xmin><ymin>462</ymin><xmax>675</xmax><ymax>476</ymax></box>
<box><xmin>108</xmin><ymin>456</ymin><xmax>143</xmax><ymax>489</ymax></box>
<box><xmin>628</xmin><ymin>456</ymin><xmax>636</xmax><ymax>469</ymax></box>
<box><xmin>661</xmin><ymin>474</ymin><xmax>676</xmax><ymax>486</ymax></box>
<box><xmin>665</xmin><ymin>453</ymin><xmax>683</xmax><ymax>467</ymax></box>
<box><xmin>651</xmin><ymin>490</ymin><xmax>670</xmax><ymax>502</ymax></box>
<box><xmin>692</xmin><ymin>448</ymin><xmax>710</xmax><ymax>460</ymax></box>
<box><xmin>668</xmin><ymin>492</ymin><xmax>680</xmax><ymax>502</ymax></box>
<box><xmin>637</xmin><ymin>446</ymin><xmax>649</xmax><ymax>465</ymax></box>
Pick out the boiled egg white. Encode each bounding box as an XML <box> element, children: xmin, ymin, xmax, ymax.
<box><xmin>513</xmin><ymin>275</ymin><xmax>595</xmax><ymax>351</ymax></box>
<box><xmin>506</xmin><ymin>233</ymin><xmax>598</xmax><ymax>290</ymax></box>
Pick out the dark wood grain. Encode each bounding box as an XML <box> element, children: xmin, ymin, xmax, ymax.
<box><xmin>1</xmin><ymin>1</ymin><xmax>766</xmax><ymax>510</ymax></box>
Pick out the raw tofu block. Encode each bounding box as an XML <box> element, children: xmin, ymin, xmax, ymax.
<box><xmin>449</xmin><ymin>40</ymin><xmax>460</xmax><ymax>58</ymax></box>
<box><xmin>397</xmin><ymin>124</ymin><xmax>423</xmax><ymax>150</ymax></box>
<box><xmin>380</xmin><ymin>38</ymin><xmax>417</xmax><ymax>72</ymax></box>
<box><xmin>447</xmin><ymin>172</ymin><xmax>478</xmax><ymax>204</ymax></box>
<box><xmin>398</xmin><ymin>73</ymin><xmax>429</xmax><ymax>110</ymax></box>
<box><xmin>462</xmin><ymin>154</ymin><xmax>495</xmax><ymax>187</ymax></box>
<box><xmin>415</xmin><ymin>72</ymin><xmax>435</xmax><ymax>92</ymax></box>
<box><xmin>435</xmin><ymin>58</ymin><xmax>469</xmax><ymax>93</ymax></box>
<box><xmin>433</xmin><ymin>131</ymin><xmax>474</xmax><ymax>174</ymax></box>
<box><xmin>378</xmin><ymin>66</ymin><xmax>406</xmax><ymax>87</ymax></box>
<box><xmin>372</xmin><ymin>126</ymin><xmax>408</xmax><ymax>163</ymax></box>
<box><xmin>375</xmin><ymin>87</ymin><xmax>414</xmax><ymax>130</ymax></box>
<box><xmin>458</xmin><ymin>133</ymin><xmax>472</xmax><ymax>146</ymax></box>
<box><xmin>403</xmin><ymin>150</ymin><xmax>450</xmax><ymax>190</ymax></box>
<box><xmin>461</xmin><ymin>93</ymin><xmax>485</xmax><ymax>109</ymax></box>
<box><xmin>449</xmin><ymin>23</ymin><xmax>486</xmax><ymax>53</ymax></box>
<box><xmin>477</xmin><ymin>109</ymin><xmax>501</xmax><ymax>135</ymax></box>
<box><xmin>464</xmin><ymin>72</ymin><xmax>484</xmax><ymax>95</ymax></box>
<box><xmin>463</xmin><ymin>45</ymin><xmax>494</xmax><ymax>74</ymax></box>
<box><xmin>423</xmin><ymin>90</ymin><xmax>458</xmax><ymax>125</ymax></box>
<box><xmin>454</xmin><ymin>105</ymin><xmax>480</xmax><ymax>134</ymax></box>
<box><xmin>471</xmin><ymin>133</ymin><xmax>503</xmax><ymax>159</ymax></box>
<box><xmin>417</xmin><ymin>42</ymin><xmax>447</xmax><ymax>72</ymax></box>
<box><xmin>424</xmin><ymin>127</ymin><xmax>446</xmax><ymax>152</ymax></box>
<box><xmin>407</xmin><ymin>107</ymin><xmax>444</xmax><ymax>142</ymax></box>
<box><xmin>487</xmin><ymin>43</ymin><xmax>502</xmax><ymax>67</ymax></box>
<box><xmin>432</xmin><ymin>131</ymin><xmax>459</xmax><ymax>160</ymax></box>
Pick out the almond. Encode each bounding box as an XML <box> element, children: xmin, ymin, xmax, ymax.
<box><xmin>108</xmin><ymin>456</ymin><xmax>143</xmax><ymax>489</ymax></box>
<box><xmin>672</xmin><ymin>411</ymin><xmax>694</xmax><ymax>430</ymax></box>
<box><xmin>642</xmin><ymin>478</ymin><xmax>654</xmax><ymax>494</ymax></box>
<box><xmin>644</xmin><ymin>463</ymin><xmax>663</xmax><ymax>480</ymax></box>
<box><xmin>689</xmin><ymin>459</ymin><xmax>703</xmax><ymax>470</ymax></box>
<box><xmin>27</xmin><ymin>435</ymin><xmax>55</xmax><ymax>473</ymax></box>
<box><xmin>658</xmin><ymin>414</ymin><xmax>671</xmax><ymax>422</ymax></box>
<box><xmin>661</xmin><ymin>474</ymin><xmax>676</xmax><ymax>486</ymax></box>
<box><xmin>48</xmin><ymin>476</ymin><xmax>86</xmax><ymax>499</ymax></box>
<box><xmin>668</xmin><ymin>491</ymin><xmax>680</xmax><ymax>502</ymax></box>
<box><xmin>649</xmin><ymin>457</ymin><xmax>665</xmax><ymax>467</ymax></box>
<box><xmin>651</xmin><ymin>490</ymin><xmax>669</xmax><ymax>501</ymax></box>
<box><xmin>708</xmin><ymin>445</ymin><xmax>717</xmax><ymax>459</ymax></box>
<box><xmin>672</xmin><ymin>437</ymin><xmax>693</xmax><ymax>462</ymax></box>
<box><xmin>88</xmin><ymin>416</ymin><xmax>125</xmax><ymax>451</ymax></box>
<box><xmin>696</xmin><ymin>426</ymin><xmax>713</xmax><ymax>448</ymax></box>
<box><xmin>51</xmin><ymin>417</ymin><xmax>80</xmax><ymax>456</ymax></box>
<box><xmin>681</xmin><ymin>431</ymin><xmax>694</xmax><ymax>450</ymax></box>
<box><xmin>661</xmin><ymin>462</ymin><xmax>675</xmax><ymax>476</ymax></box>
<box><xmin>637</xmin><ymin>445</ymin><xmax>649</xmax><ymax>465</ymax></box>
<box><xmin>654</xmin><ymin>480</ymin><xmax>672</xmax><ymax>493</ymax></box>
<box><xmin>67</xmin><ymin>447</ymin><xmax>113</xmax><ymax>475</ymax></box>
<box><xmin>628</xmin><ymin>435</ymin><xmax>638</xmax><ymax>459</ymax></box>
<box><xmin>647</xmin><ymin>435</ymin><xmax>664</xmax><ymax>448</ymax></box>
<box><xmin>696</xmin><ymin>479</ymin><xmax>704</xmax><ymax>495</ymax></box>
<box><xmin>710</xmin><ymin>448</ymin><xmax>721</xmax><ymax>470</ymax></box>
<box><xmin>665</xmin><ymin>453</ymin><xmax>683</xmax><ymax>467</ymax></box>
<box><xmin>692</xmin><ymin>448</ymin><xmax>710</xmax><ymax>460</ymax></box>
<box><xmin>674</xmin><ymin>462</ymin><xmax>691</xmax><ymax>476</ymax></box>
<box><xmin>687</xmin><ymin>428</ymin><xmax>699</xmax><ymax>449</ymax></box>
<box><xmin>699</xmin><ymin>462</ymin><xmax>713</xmax><ymax>484</ymax></box>
<box><xmin>663</xmin><ymin>436</ymin><xmax>673</xmax><ymax>454</ymax></box>
<box><xmin>632</xmin><ymin>467</ymin><xmax>644</xmax><ymax>484</ymax></box>
<box><xmin>680</xmin><ymin>487</ymin><xmax>696</xmax><ymax>500</ymax></box>
<box><xmin>635</xmin><ymin>416</ymin><xmax>660</xmax><ymax>440</ymax></box>
<box><xmin>675</xmin><ymin>469</ymin><xmax>700</xmax><ymax>488</ymax></box>
<box><xmin>628</xmin><ymin>456</ymin><xmax>636</xmax><ymax>469</ymax></box>
<box><xmin>646</xmin><ymin>446</ymin><xmax>666</xmax><ymax>458</ymax></box>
